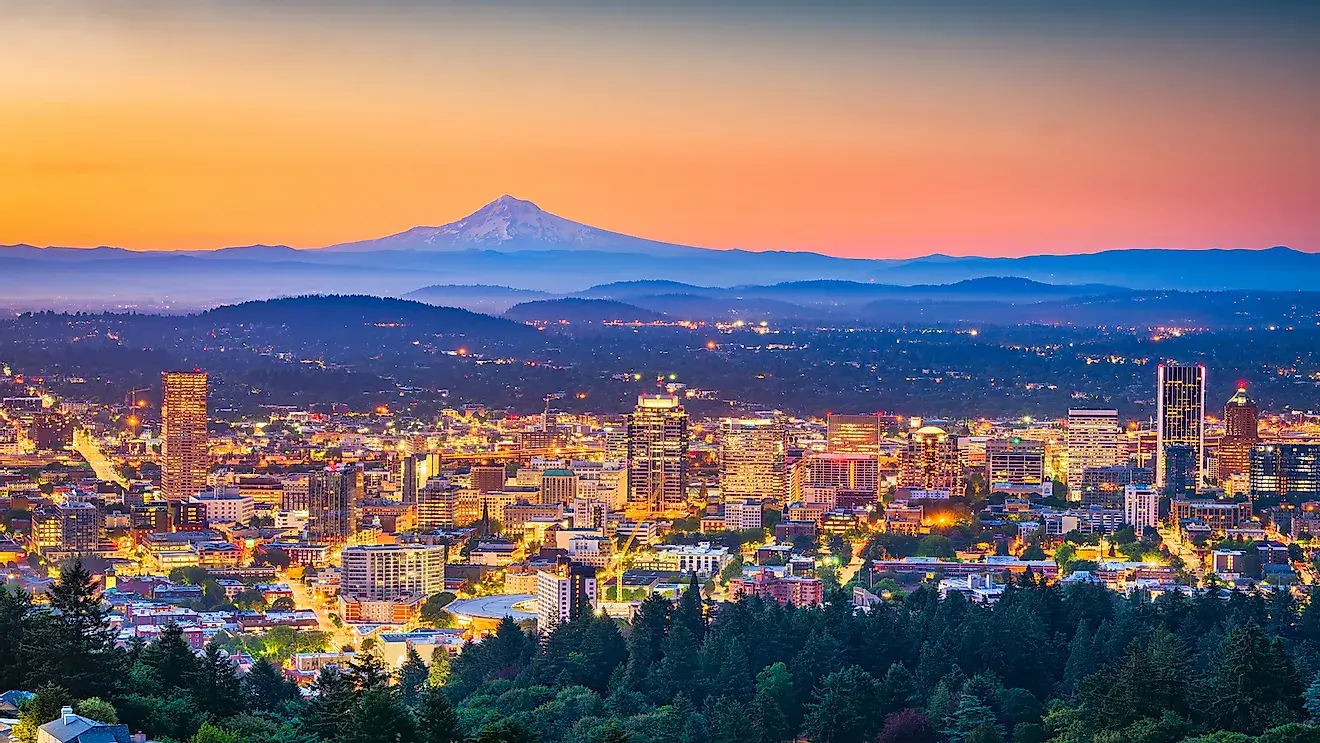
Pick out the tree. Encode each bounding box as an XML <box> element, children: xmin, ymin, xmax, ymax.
<box><xmin>472</xmin><ymin>719</ymin><xmax>539</xmax><ymax>743</ymax></box>
<box><xmin>878</xmin><ymin>663</ymin><xmax>918</xmax><ymax>716</ymax></box>
<box><xmin>398</xmin><ymin>645</ymin><xmax>430</xmax><ymax>708</ymax></box>
<box><xmin>941</xmin><ymin>693</ymin><xmax>1004</xmax><ymax>743</ymax></box>
<box><xmin>802</xmin><ymin>665</ymin><xmax>881</xmax><ymax>743</ymax></box>
<box><xmin>1207</xmin><ymin>623</ymin><xmax>1303</xmax><ymax>734</ymax></box>
<box><xmin>916</xmin><ymin>535</ymin><xmax>955</xmax><ymax>559</ymax></box>
<box><xmin>1305</xmin><ymin>671</ymin><xmax>1320</xmax><ymax>721</ymax></box>
<box><xmin>875</xmin><ymin>709</ymin><xmax>936</xmax><ymax>743</ymax></box>
<box><xmin>0</xmin><ymin>586</ymin><xmax>32</xmax><ymax>691</ymax></box>
<box><xmin>348</xmin><ymin>650</ymin><xmax>392</xmax><ymax>691</ymax></box>
<box><xmin>243</xmin><ymin>658</ymin><xmax>299</xmax><ymax>715</ymax></box>
<box><xmin>190</xmin><ymin>722</ymin><xmax>239</xmax><ymax>743</ymax></box>
<box><xmin>13</xmin><ymin>683</ymin><xmax>70</xmax><ymax>743</ymax></box>
<box><xmin>420</xmin><ymin>592</ymin><xmax>457</xmax><ymax>627</ymax></box>
<box><xmin>135</xmin><ymin>622</ymin><xmax>201</xmax><ymax>695</ymax></box>
<box><xmin>298</xmin><ymin>666</ymin><xmax>357</xmax><ymax>742</ymax></box>
<box><xmin>428</xmin><ymin>647</ymin><xmax>451</xmax><ymax>687</ymax></box>
<box><xmin>73</xmin><ymin>697</ymin><xmax>117</xmax><ymax>724</ymax></box>
<box><xmin>342</xmin><ymin>687</ymin><xmax>418</xmax><ymax>743</ymax></box>
<box><xmin>24</xmin><ymin>560</ymin><xmax>124</xmax><ymax>699</ymax></box>
<box><xmin>193</xmin><ymin>643</ymin><xmax>244</xmax><ymax>719</ymax></box>
<box><xmin>417</xmin><ymin>684</ymin><xmax>461</xmax><ymax>743</ymax></box>
<box><xmin>748</xmin><ymin>662</ymin><xmax>795</xmax><ymax>743</ymax></box>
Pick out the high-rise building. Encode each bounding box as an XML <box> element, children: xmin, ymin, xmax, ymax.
<box><xmin>801</xmin><ymin>452</ymin><xmax>880</xmax><ymax>497</ymax></box>
<box><xmin>985</xmin><ymin>438</ymin><xmax>1046</xmax><ymax>487</ymax></box>
<box><xmin>1217</xmin><ymin>383</ymin><xmax>1259</xmax><ymax>482</ymax></box>
<box><xmin>416</xmin><ymin>476</ymin><xmax>455</xmax><ymax>530</ymax></box>
<box><xmin>161</xmin><ymin>371</ymin><xmax>209</xmax><ymax>501</ymax></box>
<box><xmin>626</xmin><ymin>394</ymin><xmax>689</xmax><ymax>514</ymax></box>
<box><xmin>536</xmin><ymin>557</ymin><xmax>597</xmax><ymax>631</ymax></box>
<box><xmin>1123</xmin><ymin>484</ymin><xmax>1159</xmax><ymax>537</ymax></box>
<box><xmin>470</xmin><ymin>466</ymin><xmax>507</xmax><ymax>495</ymax></box>
<box><xmin>540</xmin><ymin>469</ymin><xmax>579</xmax><ymax>505</ymax></box>
<box><xmin>718</xmin><ymin>417</ymin><xmax>787</xmax><ymax>502</ymax></box>
<box><xmin>1249</xmin><ymin>444</ymin><xmax>1320</xmax><ymax>501</ymax></box>
<box><xmin>1156</xmin><ymin>363</ymin><xmax>1206</xmax><ymax>489</ymax></box>
<box><xmin>307</xmin><ymin>464</ymin><xmax>363</xmax><ymax>545</ymax></box>
<box><xmin>401</xmin><ymin>453</ymin><xmax>442</xmax><ymax>505</ymax></box>
<box><xmin>826</xmin><ymin>414</ymin><xmax>881</xmax><ymax>454</ymax></box>
<box><xmin>340</xmin><ymin>544</ymin><xmax>447</xmax><ymax>600</ymax></box>
<box><xmin>1066</xmin><ymin>409</ymin><xmax>1120</xmax><ymax>498</ymax></box>
<box><xmin>1162</xmin><ymin>444</ymin><xmax>1197</xmax><ymax>497</ymax></box>
<box><xmin>31</xmin><ymin>501</ymin><xmax>102</xmax><ymax>554</ymax></box>
<box><xmin>898</xmin><ymin>426</ymin><xmax>961</xmax><ymax>493</ymax></box>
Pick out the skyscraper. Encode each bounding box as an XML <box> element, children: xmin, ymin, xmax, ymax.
<box><xmin>627</xmin><ymin>394</ymin><xmax>689</xmax><ymax>515</ymax></box>
<box><xmin>307</xmin><ymin>464</ymin><xmax>363</xmax><ymax>545</ymax></box>
<box><xmin>400</xmin><ymin>453</ymin><xmax>442</xmax><ymax>505</ymax></box>
<box><xmin>985</xmin><ymin>438</ymin><xmax>1046</xmax><ymax>487</ymax></box>
<box><xmin>826</xmin><ymin>414</ymin><xmax>881</xmax><ymax>454</ymax></box>
<box><xmin>1156</xmin><ymin>363</ymin><xmax>1206</xmax><ymax>490</ymax></box>
<box><xmin>1066</xmin><ymin>409</ymin><xmax>1120</xmax><ymax>499</ymax></box>
<box><xmin>536</xmin><ymin>557</ymin><xmax>598</xmax><ymax>632</ymax></box>
<box><xmin>1217</xmin><ymin>382</ymin><xmax>1259</xmax><ymax>483</ymax></box>
<box><xmin>718</xmin><ymin>417</ymin><xmax>787</xmax><ymax>503</ymax></box>
<box><xmin>898</xmin><ymin>426</ymin><xmax>961</xmax><ymax>493</ymax></box>
<box><xmin>160</xmin><ymin>371</ymin><xmax>209</xmax><ymax>501</ymax></box>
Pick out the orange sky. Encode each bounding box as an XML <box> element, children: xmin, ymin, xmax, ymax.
<box><xmin>1</xmin><ymin>2</ymin><xmax>1317</xmax><ymax>257</ymax></box>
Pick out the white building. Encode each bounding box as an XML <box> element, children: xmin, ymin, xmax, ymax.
<box><xmin>189</xmin><ymin>491</ymin><xmax>255</xmax><ymax>525</ymax></box>
<box><xmin>723</xmin><ymin>499</ymin><xmax>764</xmax><ymax>531</ymax></box>
<box><xmin>1123</xmin><ymin>484</ymin><xmax>1160</xmax><ymax>537</ymax></box>
<box><xmin>340</xmin><ymin>544</ymin><xmax>446</xmax><ymax>601</ymax></box>
<box><xmin>652</xmin><ymin>542</ymin><xmax>734</xmax><ymax>577</ymax></box>
<box><xmin>536</xmin><ymin>558</ymin><xmax>597</xmax><ymax>631</ymax></box>
<box><xmin>1067</xmin><ymin>409</ymin><xmax>1121</xmax><ymax>499</ymax></box>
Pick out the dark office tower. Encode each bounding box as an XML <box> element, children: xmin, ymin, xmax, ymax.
<box><xmin>1162</xmin><ymin>444</ymin><xmax>1197</xmax><ymax>497</ymax></box>
<box><xmin>470</xmin><ymin>465</ymin><xmax>507</xmax><ymax>495</ymax></box>
<box><xmin>307</xmin><ymin>464</ymin><xmax>363</xmax><ymax>546</ymax></box>
<box><xmin>1249</xmin><ymin>444</ymin><xmax>1320</xmax><ymax>501</ymax></box>
<box><xmin>161</xmin><ymin>370</ymin><xmax>209</xmax><ymax>501</ymax></box>
<box><xmin>627</xmin><ymin>394</ymin><xmax>690</xmax><ymax>515</ymax></box>
<box><xmin>1217</xmin><ymin>382</ymin><xmax>1259</xmax><ymax>483</ymax></box>
<box><xmin>826</xmin><ymin>414</ymin><xmax>881</xmax><ymax>454</ymax></box>
<box><xmin>1156</xmin><ymin>363</ymin><xmax>1205</xmax><ymax>490</ymax></box>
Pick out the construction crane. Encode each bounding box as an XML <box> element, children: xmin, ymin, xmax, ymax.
<box><xmin>611</xmin><ymin>474</ymin><xmax>667</xmax><ymax>601</ymax></box>
<box><xmin>124</xmin><ymin>387</ymin><xmax>151</xmax><ymax>411</ymax></box>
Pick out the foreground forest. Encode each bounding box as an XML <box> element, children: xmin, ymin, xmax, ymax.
<box><xmin>4</xmin><ymin>563</ymin><xmax>1320</xmax><ymax>743</ymax></box>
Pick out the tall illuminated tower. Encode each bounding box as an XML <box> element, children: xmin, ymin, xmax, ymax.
<box><xmin>1066</xmin><ymin>409</ymin><xmax>1120</xmax><ymax>499</ymax></box>
<box><xmin>1217</xmin><ymin>382</ymin><xmax>1259</xmax><ymax>482</ymax></box>
<box><xmin>1156</xmin><ymin>363</ymin><xmax>1206</xmax><ymax>490</ymax></box>
<box><xmin>161</xmin><ymin>371</ymin><xmax>209</xmax><ymax>501</ymax></box>
<box><xmin>626</xmin><ymin>394</ymin><xmax>689</xmax><ymax>515</ymax></box>
<box><xmin>719</xmin><ymin>417</ymin><xmax>787</xmax><ymax>503</ymax></box>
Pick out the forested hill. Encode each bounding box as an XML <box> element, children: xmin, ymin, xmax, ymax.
<box><xmin>199</xmin><ymin>295</ymin><xmax>532</xmax><ymax>337</ymax></box>
<box><xmin>5</xmin><ymin>562</ymin><xmax>1320</xmax><ymax>743</ymax></box>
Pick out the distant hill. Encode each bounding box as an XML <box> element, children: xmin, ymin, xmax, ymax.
<box><xmin>199</xmin><ymin>295</ymin><xmax>528</xmax><ymax>337</ymax></box>
<box><xmin>404</xmin><ymin>284</ymin><xmax>554</xmax><ymax>313</ymax></box>
<box><xmin>504</xmin><ymin>298</ymin><xmax>665</xmax><ymax>323</ymax></box>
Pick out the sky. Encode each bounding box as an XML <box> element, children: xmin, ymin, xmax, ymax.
<box><xmin>1</xmin><ymin>1</ymin><xmax>1318</xmax><ymax>258</ymax></box>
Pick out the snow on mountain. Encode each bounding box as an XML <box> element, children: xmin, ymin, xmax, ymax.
<box><xmin>324</xmin><ymin>195</ymin><xmax>698</xmax><ymax>255</ymax></box>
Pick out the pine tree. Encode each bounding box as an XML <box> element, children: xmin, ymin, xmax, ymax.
<box><xmin>342</xmin><ymin>688</ymin><xmax>418</xmax><ymax>743</ymax></box>
<box><xmin>348</xmin><ymin>650</ymin><xmax>391</xmax><ymax>691</ymax></box>
<box><xmin>398</xmin><ymin>645</ymin><xmax>430</xmax><ymax>708</ymax></box>
<box><xmin>877</xmin><ymin>663</ymin><xmax>918</xmax><ymax>715</ymax></box>
<box><xmin>298</xmin><ymin>665</ymin><xmax>357</xmax><ymax>742</ymax></box>
<box><xmin>748</xmin><ymin>662</ymin><xmax>795</xmax><ymax>743</ymax></box>
<box><xmin>941</xmin><ymin>693</ymin><xmax>1004</xmax><ymax>743</ymax></box>
<box><xmin>876</xmin><ymin>709</ymin><xmax>936</xmax><ymax>743</ymax></box>
<box><xmin>136</xmin><ymin>622</ymin><xmax>202</xmax><ymax>695</ymax></box>
<box><xmin>417</xmin><ymin>684</ymin><xmax>461</xmax><ymax>743</ymax></box>
<box><xmin>1305</xmin><ymin>671</ymin><xmax>1320</xmax><ymax>721</ymax></box>
<box><xmin>243</xmin><ymin>658</ymin><xmax>299</xmax><ymax>715</ymax></box>
<box><xmin>0</xmin><ymin>586</ymin><xmax>31</xmax><ymax>692</ymax></box>
<box><xmin>428</xmin><ymin>647</ymin><xmax>451</xmax><ymax>688</ymax></box>
<box><xmin>24</xmin><ymin>560</ymin><xmax>124</xmax><ymax>699</ymax></box>
<box><xmin>596</xmin><ymin>722</ymin><xmax>630</xmax><ymax>743</ymax></box>
<box><xmin>472</xmin><ymin>719</ymin><xmax>538</xmax><ymax>743</ymax></box>
<box><xmin>705</xmin><ymin>697</ymin><xmax>759</xmax><ymax>743</ymax></box>
<box><xmin>802</xmin><ymin>665</ymin><xmax>881</xmax><ymax>743</ymax></box>
<box><xmin>192</xmin><ymin>643</ymin><xmax>243</xmax><ymax>720</ymax></box>
<box><xmin>674</xmin><ymin>574</ymin><xmax>706</xmax><ymax>642</ymax></box>
<box><xmin>1061</xmin><ymin>619</ymin><xmax>1094</xmax><ymax>694</ymax></box>
<box><xmin>1208</xmin><ymin>623</ymin><xmax>1304</xmax><ymax>734</ymax></box>
<box><xmin>13</xmin><ymin>683</ymin><xmax>70</xmax><ymax>743</ymax></box>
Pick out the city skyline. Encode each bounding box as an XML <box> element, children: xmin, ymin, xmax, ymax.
<box><xmin>3</xmin><ymin>2</ymin><xmax>1317</xmax><ymax>257</ymax></box>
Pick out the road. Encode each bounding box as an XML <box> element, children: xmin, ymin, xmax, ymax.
<box><xmin>1157</xmin><ymin>522</ymin><xmax>1205</xmax><ymax>582</ymax></box>
<box><xmin>73</xmin><ymin>428</ymin><xmax>128</xmax><ymax>487</ymax></box>
<box><xmin>284</xmin><ymin>570</ymin><xmax>354</xmax><ymax>649</ymax></box>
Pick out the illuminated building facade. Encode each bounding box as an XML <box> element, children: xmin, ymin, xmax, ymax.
<box><xmin>626</xmin><ymin>394</ymin><xmax>689</xmax><ymax>514</ymax></box>
<box><xmin>985</xmin><ymin>438</ymin><xmax>1046</xmax><ymax>487</ymax></box>
<box><xmin>1156</xmin><ymin>363</ymin><xmax>1206</xmax><ymax>489</ymax></box>
<box><xmin>826</xmin><ymin>413</ymin><xmax>881</xmax><ymax>454</ymax></box>
<box><xmin>899</xmin><ymin>426</ymin><xmax>961</xmax><ymax>493</ymax></box>
<box><xmin>1217</xmin><ymin>383</ymin><xmax>1259</xmax><ymax>482</ymax></box>
<box><xmin>718</xmin><ymin>417</ymin><xmax>787</xmax><ymax>502</ymax></box>
<box><xmin>307</xmin><ymin>464</ymin><xmax>363</xmax><ymax>545</ymax></box>
<box><xmin>1066</xmin><ymin>409</ymin><xmax>1120</xmax><ymax>499</ymax></box>
<box><xmin>1249</xmin><ymin>444</ymin><xmax>1320</xmax><ymax>501</ymax></box>
<box><xmin>161</xmin><ymin>371</ymin><xmax>209</xmax><ymax>501</ymax></box>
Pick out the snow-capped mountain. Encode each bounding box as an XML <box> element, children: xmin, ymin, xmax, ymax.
<box><xmin>323</xmin><ymin>195</ymin><xmax>699</xmax><ymax>255</ymax></box>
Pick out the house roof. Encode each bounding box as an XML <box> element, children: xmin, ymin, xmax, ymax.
<box><xmin>38</xmin><ymin>713</ymin><xmax>131</xmax><ymax>743</ymax></box>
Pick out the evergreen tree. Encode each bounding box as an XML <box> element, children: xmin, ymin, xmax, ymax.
<box><xmin>398</xmin><ymin>645</ymin><xmax>430</xmax><ymax>708</ymax></box>
<box><xmin>417</xmin><ymin>684</ymin><xmax>462</xmax><ymax>743</ymax></box>
<box><xmin>877</xmin><ymin>663</ymin><xmax>918</xmax><ymax>716</ymax></box>
<box><xmin>428</xmin><ymin>647</ymin><xmax>451</xmax><ymax>688</ymax></box>
<box><xmin>0</xmin><ymin>586</ymin><xmax>31</xmax><ymax>692</ymax></box>
<box><xmin>674</xmin><ymin>574</ymin><xmax>706</xmax><ymax>642</ymax></box>
<box><xmin>192</xmin><ymin>642</ymin><xmax>243</xmax><ymax>720</ymax></box>
<box><xmin>1061</xmin><ymin>619</ymin><xmax>1094</xmax><ymax>694</ymax></box>
<box><xmin>136</xmin><ymin>622</ymin><xmax>202</xmax><ymax>695</ymax></box>
<box><xmin>1207</xmin><ymin>623</ymin><xmax>1303</xmax><ymax>734</ymax></box>
<box><xmin>941</xmin><ymin>693</ymin><xmax>1004</xmax><ymax>743</ymax></box>
<box><xmin>243</xmin><ymin>658</ymin><xmax>300</xmax><ymax>715</ymax></box>
<box><xmin>472</xmin><ymin>719</ymin><xmax>538</xmax><ymax>743</ymax></box>
<box><xmin>1305</xmin><ymin>671</ymin><xmax>1320</xmax><ymax>721</ymax></box>
<box><xmin>298</xmin><ymin>666</ymin><xmax>357</xmax><ymax>743</ymax></box>
<box><xmin>595</xmin><ymin>722</ymin><xmax>630</xmax><ymax>743</ymax></box>
<box><xmin>23</xmin><ymin>560</ymin><xmax>123</xmax><ymax>699</ymax></box>
<box><xmin>748</xmin><ymin>662</ymin><xmax>795</xmax><ymax>743</ymax></box>
<box><xmin>348</xmin><ymin>650</ymin><xmax>392</xmax><ymax>691</ymax></box>
<box><xmin>342</xmin><ymin>688</ymin><xmax>418</xmax><ymax>743</ymax></box>
<box><xmin>705</xmin><ymin>697</ymin><xmax>759</xmax><ymax>743</ymax></box>
<box><xmin>802</xmin><ymin>665</ymin><xmax>881</xmax><ymax>743</ymax></box>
